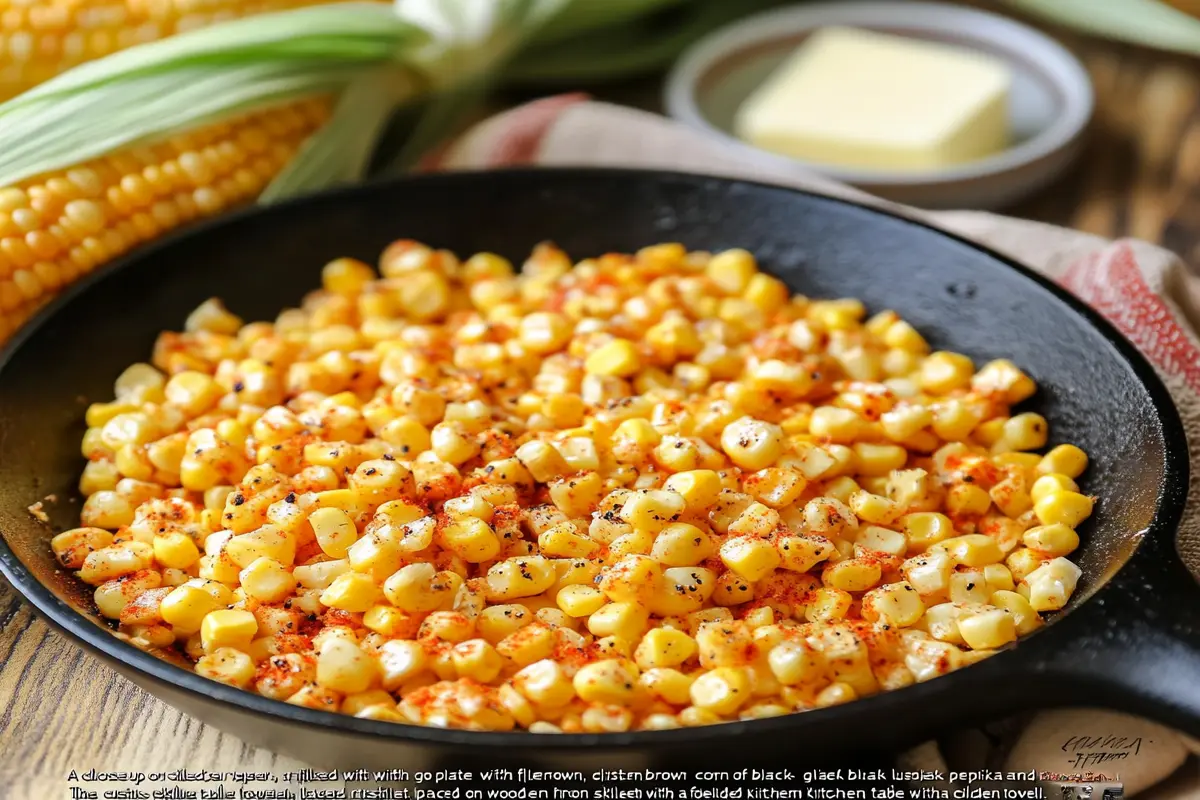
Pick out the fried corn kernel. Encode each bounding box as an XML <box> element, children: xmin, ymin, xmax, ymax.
<box><xmin>67</xmin><ymin>242</ymin><xmax>1092</xmax><ymax>732</ymax></box>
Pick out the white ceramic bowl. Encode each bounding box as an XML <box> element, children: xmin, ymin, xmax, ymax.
<box><xmin>664</xmin><ymin>0</ymin><xmax>1094</xmax><ymax>209</ymax></box>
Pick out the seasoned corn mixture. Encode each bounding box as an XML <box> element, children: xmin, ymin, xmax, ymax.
<box><xmin>61</xmin><ymin>241</ymin><xmax>1094</xmax><ymax>732</ymax></box>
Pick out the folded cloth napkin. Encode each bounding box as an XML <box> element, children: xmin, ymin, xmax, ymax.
<box><xmin>428</xmin><ymin>96</ymin><xmax>1200</xmax><ymax>798</ymax></box>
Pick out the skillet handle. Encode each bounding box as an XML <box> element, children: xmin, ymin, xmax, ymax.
<box><xmin>1018</xmin><ymin>542</ymin><xmax>1200</xmax><ymax>738</ymax></box>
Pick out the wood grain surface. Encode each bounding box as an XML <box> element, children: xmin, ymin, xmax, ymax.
<box><xmin>3</xmin><ymin>9</ymin><xmax>1200</xmax><ymax>800</ymax></box>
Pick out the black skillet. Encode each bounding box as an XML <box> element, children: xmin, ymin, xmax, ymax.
<box><xmin>0</xmin><ymin>169</ymin><xmax>1197</xmax><ymax>771</ymax></box>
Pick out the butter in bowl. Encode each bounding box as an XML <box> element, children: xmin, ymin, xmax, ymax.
<box><xmin>664</xmin><ymin>1</ymin><xmax>1094</xmax><ymax>209</ymax></box>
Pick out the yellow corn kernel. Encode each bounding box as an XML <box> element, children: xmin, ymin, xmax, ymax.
<box><xmin>587</xmin><ymin>602</ymin><xmax>650</xmax><ymax>642</ymax></box>
<box><xmin>485</xmin><ymin>556</ymin><xmax>558</xmax><ymax>601</ymax></box>
<box><xmin>634</xmin><ymin>628</ymin><xmax>697</xmax><ymax>670</ymax></box>
<box><xmin>901</xmin><ymin>550</ymin><xmax>953</xmax><ymax>599</ymax></box>
<box><xmin>556</xmin><ymin>585</ymin><xmax>607</xmax><ymax>618</ymax></box>
<box><xmin>649</xmin><ymin>522</ymin><xmax>714</xmax><ymax>567</ymax></box>
<box><xmin>146</xmin><ymin>530</ymin><xmax>197</xmax><ymax>570</ymax></box>
<box><xmin>861</xmin><ymin>582</ymin><xmax>925</xmax><ymax>627</ymax></box>
<box><xmin>1037</xmin><ymin>444</ymin><xmax>1088</xmax><ymax>478</ymax></box>
<box><xmin>662</xmin><ymin>470</ymin><xmax>723</xmax><ymax>511</ymax></box>
<box><xmin>855</xmin><ymin>525</ymin><xmax>907</xmax><ymax>557</ymax></box>
<box><xmin>514</xmin><ymin>439</ymin><xmax>570</xmax><ymax>483</ymax></box>
<box><xmin>618</xmin><ymin>489</ymin><xmax>685</xmax><ymax>533</ymax></box>
<box><xmin>1000</xmin><ymin>413</ymin><xmax>1049</xmax><ymax>452</ymax></box>
<box><xmin>239</xmin><ymin>557</ymin><xmax>296</xmax><ymax>604</ymax></box>
<box><xmin>584</xmin><ymin>339</ymin><xmax>641</xmax><ymax>378</ymax></box>
<box><xmin>706</xmin><ymin>249</ymin><xmax>757</xmax><ymax>294</ymax></box>
<box><xmin>1020</xmin><ymin>557</ymin><xmax>1081</xmax><ymax>612</ymax></box>
<box><xmin>919</xmin><ymin>352</ymin><xmax>974</xmax><ymax>394</ymax></box>
<box><xmin>1022</xmin><ymin>523</ymin><xmax>1080</xmax><ymax>558</ymax></box>
<box><xmin>200</xmin><ymin>608</ymin><xmax>257</xmax><ymax>654</ymax></box>
<box><xmin>538</xmin><ymin>522</ymin><xmax>599</xmax><ymax>559</ymax></box>
<box><xmin>719</xmin><ymin>536</ymin><xmax>781</xmax><ymax>582</ymax></box>
<box><xmin>1033</xmin><ymin>491</ymin><xmax>1094</xmax><ymax>528</ymax></box>
<box><xmin>983</xmin><ymin>563</ymin><xmax>1015</xmax><ymax>593</ymax></box>
<box><xmin>377</xmin><ymin>640</ymin><xmax>429</xmax><ymax>691</ymax></box>
<box><xmin>808</xmin><ymin>406</ymin><xmax>863</xmax><ymax>443</ymax></box>
<box><xmin>776</xmin><ymin>535</ymin><xmax>835</xmax><ymax>573</ymax></box>
<box><xmin>728</xmin><ymin>502</ymin><xmax>781</xmax><ymax>538</ymax></box>
<box><xmin>451</xmin><ymin>639</ymin><xmax>504</xmax><ymax>682</ymax></box>
<box><xmin>439</xmin><ymin>517</ymin><xmax>502</xmax><ymax>563</ymax></box>
<box><xmin>940</xmin><ymin>534</ymin><xmax>1003</xmax><ymax>567</ymax></box>
<box><xmin>690</xmin><ymin>666</ymin><xmax>751</xmax><ymax>715</ymax></box>
<box><xmin>948</xmin><ymin>570</ymin><xmax>990</xmax><ymax>605</ymax></box>
<box><xmin>320</xmin><ymin>572</ymin><xmax>383</xmax><ymax>613</ymax></box>
<box><xmin>573</xmin><ymin>659</ymin><xmax>640</xmax><ymax>705</ymax></box>
<box><xmin>848</xmin><ymin>491</ymin><xmax>901</xmax><ymax>525</ymax></box>
<box><xmin>901</xmin><ymin>511</ymin><xmax>954</xmax><ymax>552</ymax></box>
<box><xmin>990</xmin><ymin>590</ymin><xmax>1042</xmax><ymax>635</ymax></box>
<box><xmin>822</xmin><ymin>558</ymin><xmax>882</xmax><ymax>592</ymax></box>
<box><xmin>767</xmin><ymin>640</ymin><xmax>825</xmax><ymax>686</ymax></box>
<box><xmin>307</xmin><ymin>507</ymin><xmax>357</xmax><ymax>559</ymax></box>
<box><xmin>514</xmin><ymin>659</ymin><xmax>576</xmax><ymax>708</ymax></box>
<box><xmin>971</xmin><ymin>359</ymin><xmax>1036</xmax><ymax>403</ymax></box>
<box><xmin>720</xmin><ymin>417</ymin><xmax>784</xmax><ymax>471</ymax></box>
<box><xmin>381</xmin><ymin>563</ymin><xmax>452</xmax><ymax>613</ymax></box>
<box><xmin>1030</xmin><ymin>474</ymin><xmax>1080</xmax><ymax>505</ymax></box>
<box><xmin>804</xmin><ymin>587</ymin><xmax>852</xmax><ymax>623</ymax></box>
<box><xmin>945</xmin><ymin>483</ymin><xmax>991</xmax><ymax>517</ymax></box>
<box><xmin>316</xmin><ymin>637</ymin><xmax>377</xmax><ymax>694</ymax></box>
<box><xmin>195</xmin><ymin>648</ymin><xmax>256</xmax><ymax>689</ymax></box>
<box><xmin>1005</xmin><ymin>548</ymin><xmax>1045</xmax><ymax>582</ymax></box>
<box><xmin>957</xmin><ymin>608</ymin><xmax>1017</xmax><ymax>650</ymax></box>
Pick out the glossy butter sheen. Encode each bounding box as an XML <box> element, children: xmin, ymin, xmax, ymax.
<box><xmin>733</xmin><ymin>26</ymin><xmax>1011</xmax><ymax>171</ymax></box>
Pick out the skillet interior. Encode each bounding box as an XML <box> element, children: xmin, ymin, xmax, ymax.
<box><xmin>0</xmin><ymin>168</ymin><xmax>1178</xmax><ymax>762</ymax></box>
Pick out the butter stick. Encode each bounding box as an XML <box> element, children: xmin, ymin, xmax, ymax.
<box><xmin>734</xmin><ymin>26</ymin><xmax>1012</xmax><ymax>171</ymax></box>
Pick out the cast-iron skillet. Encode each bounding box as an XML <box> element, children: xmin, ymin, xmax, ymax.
<box><xmin>0</xmin><ymin>169</ymin><xmax>1197</xmax><ymax>770</ymax></box>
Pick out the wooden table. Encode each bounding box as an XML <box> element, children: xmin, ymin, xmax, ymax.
<box><xmin>2</xmin><ymin>10</ymin><xmax>1199</xmax><ymax>800</ymax></box>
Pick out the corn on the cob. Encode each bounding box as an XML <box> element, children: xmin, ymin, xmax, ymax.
<box><xmin>0</xmin><ymin>95</ymin><xmax>331</xmax><ymax>342</ymax></box>
<box><xmin>0</xmin><ymin>1</ymin><xmax>354</xmax><ymax>100</ymax></box>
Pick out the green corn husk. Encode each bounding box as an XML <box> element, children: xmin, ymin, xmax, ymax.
<box><xmin>1000</xmin><ymin>0</ymin><xmax>1200</xmax><ymax>55</ymax></box>
<box><xmin>0</xmin><ymin>0</ymin><xmax>787</xmax><ymax>205</ymax></box>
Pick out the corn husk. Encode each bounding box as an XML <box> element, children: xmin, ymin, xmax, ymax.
<box><xmin>1001</xmin><ymin>0</ymin><xmax>1200</xmax><ymax>55</ymax></box>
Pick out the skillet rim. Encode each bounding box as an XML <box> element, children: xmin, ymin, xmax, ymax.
<box><xmin>0</xmin><ymin>166</ymin><xmax>1189</xmax><ymax>750</ymax></box>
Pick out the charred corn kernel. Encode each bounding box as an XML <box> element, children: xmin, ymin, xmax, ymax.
<box><xmin>1021</xmin><ymin>557</ymin><xmax>1081</xmax><ymax>612</ymax></box>
<box><xmin>200</xmin><ymin>609</ymin><xmax>257</xmax><ymax>654</ymax></box>
<box><xmin>316</xmin><ymin>637</ymin><xmax>376</xmax><ymax>694</ymax></box>
<box><xmin>901</xmin><ymin>512</ymin><xmax>954</xmax><ymax>552</ymax></box>
<box><xmin>1022</xmin><ymin>523</ymin><xmax>1080</xmax><ymax>557</ymax></box>
<box><xmin>719</xmin><ymin>536</ymin><xmax>781</xmax><ymax>582</ymax></box>
<box><xmin>320</xmin><ymin>572</ymin><xmax>383</xmax><ymax>613</ymax></box>
<box><xmin>720</xmin><ymin>417</ymin><xmax>784</xmax><ymax>470</ymax></box>
<box><xmin>1033</xmin><ymin>491</ymin><xmax>1094</xmax><ymax>528</ymax></box>
<box><xmin>308</xmin><ymin>507</ymin><xmax>357</xmax><ymax>559</ymax></box>
<box><xmin>957</xmin><ymin>608</ymin><xmax>1017</xmax><ymax>650</ymax></box>
<box><xmin>1001</xmin><ymin>413</ymin><xmax>1048</xmax><ymax>452</ymax></box>
<box><xmin>990</xmin><ymin>590</ymin><xmax>1042</xmax><ymax>634</ymax></box>
<box><xmin>634</xmin><ymin>628</ymin><xmax>697</xmax><ymax>670</ymax></box>
<box><xmin>1037</xmin><ymin>444</ymin><xmax>1088</xmax><ymax>478</ymax></box>
<box><xmin>1030</xmin><ymin>474</ymin><xmax>1079</xmax><ymax>505</ymax></box>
